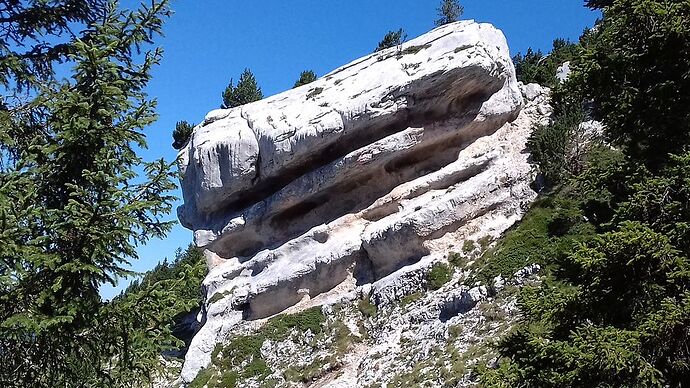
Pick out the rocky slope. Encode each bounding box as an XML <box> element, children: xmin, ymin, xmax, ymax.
<box><xmin>175</xmin><ymin>21</ymin><xmax>551</xmax><ymax>386</ymax></box>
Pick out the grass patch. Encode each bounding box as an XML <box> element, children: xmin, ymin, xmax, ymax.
<box><xmin>207</xmin><ymin>290</ymin><xmax>231</xmax><ymax>304</ymax></box>
<box><xmin>398</xmin><ymin>43</ymin><xmax>432</xmax><ymax>56</ymax></box>
<box><xmin>284</xmin><ymin>356</ymin><xmax>333</xmax><ymax>383</ymax></box>
<box><xmin>400</xmin><ymin>291</ymin><xmax>423</xmax><ymax>307</ymax></box>
<box><xmin>306</xmin><ymin>87</ymin><xmax>324</xmax><ymax>99</ymax></box>
<box><xmin>448</xmin><ymin>251</ymin><xmax>468</xmax><ymax>268</ymax></box>
<box><xmin>454</xmin><ymin>44</ymin><xmax>473</xmax><ymax>53</ymax></box>
<box><xmin>427</xmin><ymin>262</ymin><xmax>453</xmax><ymax>290</ymax></box>
<box><xmin>202</xmin><ymin>307</ymin><xmax>326</xmax><ymax>386</ymax></box>
<box><xmin>470</xmin><ymin>193</ymin><xmax>596</xmax><ymax>283</ymax></box>
<box><xmin>357</xmin><ymin>297</ymin><xmax>377</xmax><ymax>318</ymax></box>
<box><xmin>462</xmin><ymin>240</ymin><xmax>476</xmax><ymax>254</ymax></box>
<box><xmin>189</xmin><ymin>367</ymin><xmax>213</xmax><ymax>388</ymax></box>
<box><xmin>478</xmin><ymin>302</ymin><xmax>507</xmax><ymax>322</ymax></box>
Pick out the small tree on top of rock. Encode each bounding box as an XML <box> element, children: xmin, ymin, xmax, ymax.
<box><xmin>222</xmin><ymin>68</ymin><xmax>263</xmax><ymax>109</ymax></box>
<box><xmin>435</xmin><ymin>0</ymin><xmax>464</xmax><ymax>26</ymax></box>
<box><xmin>375</xmin><ymin>28</ymin><xmax>407</xmax><ymax>52</ymax></box>
<box><xmin>293</xmin><ymin>70</ymin><xmax>317</xmax><ymax>88</ymax></box>
<box><xmin>172</xmin><ymin>120</ymin><xmax>195</xmax><ymax>150</ymax></box>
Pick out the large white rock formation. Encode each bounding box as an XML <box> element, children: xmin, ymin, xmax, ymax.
<box><xmin>176</xmin><ymin>21</ymin><xmax>546</xmax><ymax>383</ymax></box>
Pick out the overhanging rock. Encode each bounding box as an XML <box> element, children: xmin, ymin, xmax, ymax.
<box><xmin>176</xmin><ymin>20</ymin><xmax>547</xmax><ymax>382</ymax></box>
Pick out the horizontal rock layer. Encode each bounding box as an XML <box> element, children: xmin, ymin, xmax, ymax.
<box><xmin>176</xmin><ymin>21</ymin><xmax>548</xmax><ymax>382</ymax></box>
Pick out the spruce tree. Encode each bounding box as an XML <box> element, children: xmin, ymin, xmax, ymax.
<box><xmin>222</xmin><ymin>68</ymin><xmax>263</xmax><ymax>109</ymax></box>
<box><xmin>172</xmin><ymin>120</ymin><xmax>195</xmax><ymax>150</ymax></box>
<box><xmin>0</xmin><ymin>1</ymin><xmax>179</xmax><ymax>386</ymax></box>
<box><xmin>435</xmin><ymin>0</ymin><xmax>463</xmax><ymax>27</ymax></box>
<box><xmin>374</xmin><ymin>28</ymin><xmax>407</xmax><ymax>52</ymax></box>
<box><xmin>293</xmin><ymin>70</ymin><xmax>317</xmax><ymax>88</ymax></box>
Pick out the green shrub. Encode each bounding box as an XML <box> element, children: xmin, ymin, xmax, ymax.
<box><xmin>293</xmin><ymin>70</ymin><xmax>317</xmax><ymax>88</ymax></box>
<box><xmin>357</xmin><ymin>297</ymin><xmax>377</xmax><ymax>318</ymax></box>
<box><xmin>306</xmin><ymin>87</ymin><xmax>324</xmax><ymax>99</ymax></box>
<box><xmin>189</xmin><ymin>367</ymin><xmax>214</xmax><ymax>388</ymax></box>
<box><xmin>207</xmin><ymin>290</ymin><xmax>231</xmax><ymax>305</ymax></box>
<box><xmin>218</xmin><ymin>371</ymin><xmax>239</xmax><ymax>388</ymax></box>
<box><xmin>427</xmin><ymin>263</ymin><xmax>453</xmax><ymax>290</ymax></box>
<box><xmin>401</xmin><ymin>292</ymin><xmax>423</xmax><ymax>307</ymax></box>
<box><xmin>478</xmin><ymin>235</ymin><xmax>492</xmax><ymax>249</ymax></box>
<box><xmin>472</xmin><ymin>194</ymin><xmax>594</xmax><ymax>283</ymax></box>
<box><xmin>448</xmin><ymin>252</ymin><xmax>467</xmax><ymax>268</ymax></box>
<box><xmin>172</xmin><ymin>120</ymin><xmax>195</xmax><ymax>150</ymax></box>
<box><xmin>399</xmin><ymin>44</ymin><xmax>431</xmax><ymax>56</ymax></box>
<box><xmin>263</xmin><ymin>307</ymin><xmax>325</xmax><ymax>339</ymax></box>
<box><xmin>462</xmin><ymin>240</ymin><xmax>476</xmax><ymax>253</ymax></box>
<box><xmin>527</xmin><ymin>107</ymin><xmax>585</xmax><ymax>188</ymax></box>
<box><xmin>374</xmin><ymin>28</ymin><xmax>407</xmax><ymax>52</ymax></box>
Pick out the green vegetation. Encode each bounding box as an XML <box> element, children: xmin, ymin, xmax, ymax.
<box><xmin>448</xmin><ymin>251</ymin><xmax>468</xmax><ymax>268</ymax></box>
<box><xmin>0</xmin><ymin>1</ymin><xmax>185</xmax><ymax>386</ymax></box>
<box><xmin>399</xmin><ymin>43</ymin><xmax>432</xmax><ymax>56</ymax></box>
<box><xmin>222</xmin><ymin>68</ymin><xmax>263</xmax><ymax>109</ymax></box>
<box><xmin>172</xmin><ymin>120</ymin><xmax>195</xmax><ymax>150</ymax></box>
<box><xmin>401</xmin><ymin>291</ymin><xmax>423</xmax><ymax>307</ymax></box>
<box><xmin>512</xmin><ymin>38</ymin><xmax>582</xmax><ymax>88</ymax></box>
<box><xmin>427</xmin><ymin>262</ymin><xmax>453</xmax><ymax>290</ymax></box>
<box><xmin>293</xmin><ymin>70</ymin><xmax>317</xmax><ymax>88</ymax></box>
<box><xmin>306</xmin><ymin>86</ymin><xmax>324</xmax><ymax>99</ymax></box>
<box><xmin>375</xmin><ymin>28</ymin><xmax>407</xmax><ymax>52</ymax></box>
<box><xmin>480</xmin><ymin>1</ymin><xmax>690</xmax><ymax>386</ymax></box>
<box><xmin>528</xmin><ymin>115</ymin><xmax>582</xmax><ymax>187</ymax></box>
<box><xmin>207</xmin><ymin>289</ymin><xmax>231</xmax><ymax>305</ymax></box>
<box><xmin>471</xmin><ymin>194</ymin><xmax>595</xmax><ymax>283</ymax></box>
<box><xmin>191</xmin><ymin>307</ymin><xmax>326</xmax><ymax>387</ymax></box>
<box><xmin>435</xmin><ymin>0</ymin><xmax>464</xmax><ymax>27</ymax></box>
<box><xmin>358</xmin><ymin>297</ymin><xmax>378</xmax><ymax>318</ymax></box>
<box><xmin>462</xmin><ymin>240</ymin><xmax>476</xmax><ymax>253</ymax></box>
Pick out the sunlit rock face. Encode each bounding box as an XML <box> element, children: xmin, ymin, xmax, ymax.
<box><xmin>176</xmin><ymin>21</ymin><xmax>546</xmax><ymax>382</ymax></box>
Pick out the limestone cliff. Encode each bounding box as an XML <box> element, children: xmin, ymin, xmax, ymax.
<box><xmin>176</xmin><ymin>21</ymin><xmax>550</xmax><ymax>386</ymax></box>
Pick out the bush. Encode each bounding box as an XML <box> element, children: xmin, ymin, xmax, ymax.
<box><xmin>293</xmin><ymin>70</ymin><xmax>317</xmax><ymax>88</ymax></box>
<box><xmin>427</xmin><ymin>263</ymin><xmax>453</xmax><ymax>290</ymax></box>
<box><xmin>472</xmin><ymin>194</ymin><xmax>594</xmax><ymax>283</ymax></box>
<box><xmin>358</xmin><ymin>297</ymin><xmax>378</xmax><ymax>318</ymax></box>
<box><xmin>222</xmin><ymin>68</ymin><xmax>263</xmax><ymax>109</ymax></box>
<box><xmin>527</xmin><ymin>107</ymin><xmax>584</xmax><ymax>188</ymax></box>
<box><xmin>172</xmin><ymin>120</ymin><xmax>194</xmax><ymax>150</ymax></box>
<box><xmin>374</xmin><ymin>28</ymin><xmax>406</xmax><ymax>52</ymax></box>
<box><xmin>513</xmin><ymin>38</ymin><xmax>580</xmax><ymax>87</ymax></box>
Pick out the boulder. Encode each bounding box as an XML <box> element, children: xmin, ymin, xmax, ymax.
<box><xmin>176</xmin><ymin>21</ymin><xmax>547</xmax><ymax>382</ymax></box>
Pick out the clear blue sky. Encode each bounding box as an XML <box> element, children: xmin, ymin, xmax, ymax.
<box><xmin>100</xmin><ymin>0</ymin><xmax>600</xmax><ymax>299</ymax></box>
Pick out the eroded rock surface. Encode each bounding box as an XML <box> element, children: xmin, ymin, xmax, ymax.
<box><xmin>177</xmin><ymin>21</ymin><xmax>548</xmax><ymax>383</ymax></box>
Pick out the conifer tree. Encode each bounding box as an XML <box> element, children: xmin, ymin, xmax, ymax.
<box><xmin>481</xmin><ymin>1</ymin><xmax>690</xmax><ymax>386</ymax></box>
<box><xmin>172</xmin><ymin>120</ymin><xmax>195</xmax><ymax>150</ymax></box>
<box><xmin>222</xmin><ymin>68</ymin><xmax>263</xmax><ymax>109</ymax></box>
<box><xmin>293</xmin><ymin>70</ymin><xmax>317</xmax><ymax>88</ymax></box>
<box><xmin>435</xmin><ymin>0</ymin><xmax>463</xmax><ymax>26</ymax></box>
<box><xmin>374</xmin><ymin>28</ymin><xmax>407</xmax><ymax>52</ymax></box>
<box><xmin>0</xmin><ymin>0</ymin><xmax>179</xmax><ymax>385</ymax></box>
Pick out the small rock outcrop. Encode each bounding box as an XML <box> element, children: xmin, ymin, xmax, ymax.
<box><xmin>176</xmin><ymin>21</ymin><xmax>548</xmax><ymax>383</ymax></box>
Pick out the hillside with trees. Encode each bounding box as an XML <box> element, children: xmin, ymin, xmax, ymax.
<box><xmin>2</xmin><ymin>0</ymin><xmax>689</xmax><ymax>387</ymax></box>
<box><xmin>478</xmin><ymin>0</ymin><xmax>690</xmax><ymax>386</ymax></box>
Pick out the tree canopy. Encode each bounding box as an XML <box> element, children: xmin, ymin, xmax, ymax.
<box><xmin>435</xmin><ymin>0</ymin><xmax>463</xmax><ymax>26</ymax></box>
<box><xmin>222</xmin><ymin>68</ymin><xmax>263</xmax><ymax>109</ymax></box>
<box><xmin>293</xmin><ymin>70</ymin><xmax>317</xmax><ymax>88</ymax></box>
<box><xmin>172</xmin><ymin>120</ymin><xmax>195</xmax><ymax>150</ymax></box>
<box><xmin>375</xmin><ymin>28</ymin><xmax>407</xmax><ymax>52</ymax></box>
<box><xmin>480</xmin><ymin>1</ymin><xmax>690</xmax><ymax>386</ymax></box>
<box><xmin>0</xmin><ymin>0</ymin><xmax>184</xmax><ymax>386</ymax></box>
